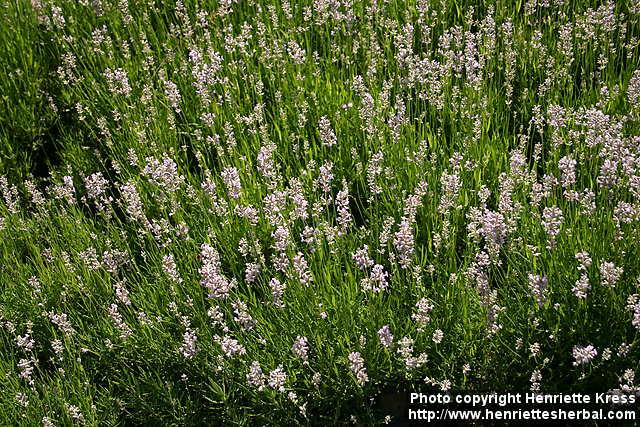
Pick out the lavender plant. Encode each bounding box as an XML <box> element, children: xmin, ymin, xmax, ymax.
<box><xmin>1</xmin><ymin>0</ymin><xmax>640</xmax><ymax>424</ymax></box>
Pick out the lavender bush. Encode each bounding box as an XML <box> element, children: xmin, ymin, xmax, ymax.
<box><xmin>1</xmin><ymin>0</ymin><xmax>640</xmax><ymax>424</ymax></box>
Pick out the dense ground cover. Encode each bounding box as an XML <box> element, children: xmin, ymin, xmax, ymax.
<box><xmin>1</xmin><ymin>0</ymin><xmax>640</xmax><ymax>424</ymax></box>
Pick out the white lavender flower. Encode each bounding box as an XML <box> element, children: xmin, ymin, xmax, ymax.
<box><xmin>528</xmin><ymin>274</ymin><xmax>548</xmax><ymax>308</ymax></box>
<box><xmin>219</xmin><ymin>336</ymin><xmax>246</xmax><ymax>357</ymax></box>
<box><xmin>163</xmin><ymin>80</ymin><xmax>181</xmax><ymax>112</ymax></box>
<box><xmin>542</xmin><ymin>206</ymin><xmax>563</xmax><ymax>247</ymax></box>
<box><xmin>104</xmin><ymin>67</ymin><xmax>132</xmax><ymax>97</ymax></box>
<box><xmin>142</xmin><ymin>155</ymin><xmax>184</xmax><ymax>193</ymax></box>
<box><xmin>179</xmin><ymin>328</ymin><xmax>198</xmax><ymax>359</ymax></box>
<box><xmin>393</xmin><ymin>217</ymin><xmax>415</xmax><ymax>268</ymax></box>
<box><xmin>163</xmin><ymin>254</ymin><xmax>182</xmax><ymax>283</ymax></box>
<box><xmin>600</xmin><ymin>260</ymin><xmax>623</xmax><ymax>287</ymax></box>
<box><xmin>108</xmin><ymin>303</ymin><xmax>132</xmax><ymax>339</ymax></box>
<box><xmin>84</xmin><ymin>172</ymin><xmax>112</xmax><ymax>213</ymax></box>
<box><xmin>221</xmin><ymin>167</ymin><xmax>242</xmax><ymax>199</ymax></box>
<box><xmin>292</xmin><ymin>336</ymin><xmax>309</xmax><ymax>361</ymax></box>
<box><xmin>353</xmin><ymin>245</ymin><xmax>374</xmax><ymax>270</ymax></box>
<box><xmin>232</xmin><ymin>300</ymin><xmax>255</xmax><ymax>331</ymax></box>
<box><xmin>572</xmin><ymin>345</ymin><xmax>598</xmax><ymax>366</ymax></box>
<box><xmin>432</xmin><ymin>329</ymin><xmax>444</xmax><ymax>344</ymax></box>
<box><xmin>575</xmin><ymin>251</ymin><xmax>592</xmax><ymax>271</ymax></box>
<box><xmin>293</xmin><ymin>252</ymin><xmax>313</xmax><ymax>286</ymax></box>
<box><xmin>247</xmin><ymin>361</ymin><xmax>265</xmax><ymax>390</ymax></box>
<box><xmin>572</xmin><ymin>274</ymin><xmax>590</xmax><ymax>299</ymax></box>
<box><xmin>268</xmin><ymin>365</ymin><xmax>287</xmax><ymax>391</ymax></box>
<box><xmin>200</xmin><ymin>244</ymin><xmax>234</xmax><ymax>298</ymax></box>
<box><xmin>347</xmin><ymin>352</ymin><xmax>368</xmax><ymax>385</ymax></box>
<box><xmin>378</xmin><ymin>325</ymin><xmax>394</xmax><ymax>348</ymax></box>
<box><xmin>318</xmin><ymin>116</ymin><xmax>337</xmax><ymax>147</ymax></box>
<box><xmin>269</xmin><ymin>277</ymin><xmax>286</xmax><ymax>307</ymax></box>
<box><xmin>412</xmin><ymin>298</ymin><xmax>434</xmax><ymax>330</ymax></box>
